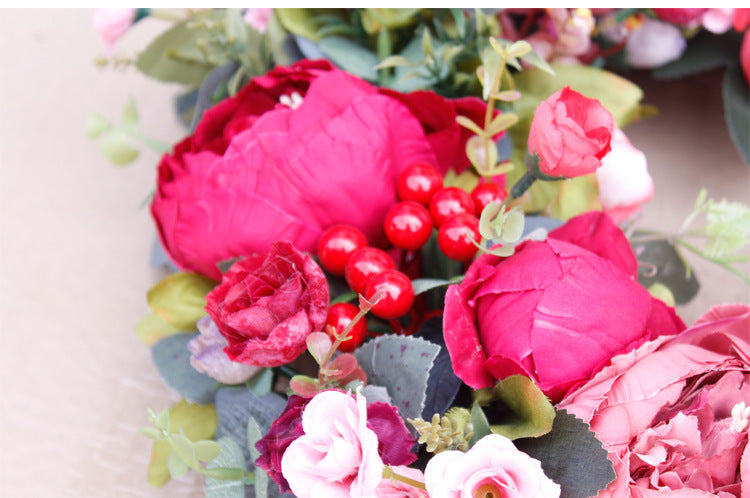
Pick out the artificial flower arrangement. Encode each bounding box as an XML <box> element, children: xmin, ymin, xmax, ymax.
<box><xmin>89</xmin><ymin>8</ymin><xmax>750</xmax><ymax>498</ymax></box>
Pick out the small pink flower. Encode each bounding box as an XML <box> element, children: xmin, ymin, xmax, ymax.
<box><xmin>702</xmin><ymin>8</ymin><xmax>735</xmax><ymax>34</ymax></box>
<box><xmin>424</xmin><ymin>434</ymin><xmax>561</xmax><ymax>498</ymax></box>
<box><xmin>92</xmin><ymin>8</ymin><xmax>137</xmax><ymax>54</ymax></box>
<box><xmin>244</xmin><ymin>8</ymin><xmax>273</xmax><ymax>34</ymax></box>
<box><xmin>281</xmin><ymin>389</ymin><xmax>384</xmax><ymax>497</ymax></box>
<box><xmin>187</xmin><ymin>316</ymin><xmax>260</xmax><ymax>384</ymax></box>
<box><xmin>596</xmin><ymin>127</ymin><xmax>654</xmax><ymax>223</ymax></box>
<box><xmin>376</xmin><ymin>466</ymin><xmax>428</xmax><ymax>497</ymax></box>
<box><xmin>625</xmin><ymin>18</ymin><xmax>687</xmax><ymax>69</ymax></box>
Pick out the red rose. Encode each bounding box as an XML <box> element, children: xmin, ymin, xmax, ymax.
<box><xmin>442</xmin><ymin>211</ymin><xmax>685</xmax><ymax>402</ymax></box>
<box><xmin>205</xmin><ymin>241</ymin><xmax>329</xmax><ymax>367</ymax></box>
<box><xmin>527</xmin><ymin>86</ymin><xmax>613</xmax><ymax>178</ymax></box>
<box><xmin>152</xmin><ymin>60</ymin><xmax>490</xmax><ymax>279</ymax></box>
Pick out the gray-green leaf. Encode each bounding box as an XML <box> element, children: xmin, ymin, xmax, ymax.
<box><xmin>205</xmin><ymin>437</ymin><xmax>247</xmax><ymax>498</ymax></box>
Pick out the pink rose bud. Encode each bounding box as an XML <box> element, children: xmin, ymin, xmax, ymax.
<box><xmin>596</xmin><ymin>127</ymin><xmax>654</xmax><ymax>223</ymax></box>
<box><xmin>527</xmin><ymin>87</ymin><xmax>614</xmax><ymax>178</ymax></box>
<box><xmin>92</xmin><ymin>8</ymin><xmax>137</xmax><ymax>54</ymax></box>
<box><xmin>424</xmin><ymin>434</ymin><xmax>561</xmax><ymax>497</ymax></box>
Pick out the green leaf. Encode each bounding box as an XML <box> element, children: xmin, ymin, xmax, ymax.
<box><xmin>147</xmin><ymin>272</ymin><xmax>217</xmax><ymax>331</ymax></box>
<box><xmin>519</xmin><ymin>49</ymin><xmax>555</xmax><ymax>75</ymax></box>
<box><xmin>648</xmin><ymin>282</ymin><xmax>675</xmax><ymax>307</ymax></box>
<box><xmin>722</xmin><ymin>63</ymin><xmax>750</xmax><ymax>164</ymax></box>
<box><xmin>479</xmin><ymin>45</ymin><xmax>503</xmax><ymax>100</ymax></box>
<box><xmin>488</xmin><ymin>375</ymin><xmax>556</xmax><ymax>440</ymax></box>
<box><xmin>139</xmin><ymin>427</ymin><xmax>164</xmax><ymax>441</ymax></box>
<box><xmin>84</xmin><ymin>113</ymin><xmax>109</xmax><ymax>139</ymax></box>
<box><xmin>275</xmin><ymin>8</ymin><xmax>322</xmax><ymax>41</ymax></box>
<box><xmin>469</xmin><ymin>402</ymin><xmax>492</xmax><ymax>446</ymax></box>
<box><xmin>167</xmin><ymin>450</ymin><xmax>189</xmax><ymax>479</ymax></box>
<box><xmin>194</xmin><ymin>440</ymin><xmax>222</xmax><ymax>463</ymax></box>
<box><xmin>205</xmin><ymin>437</ymin><xmax>247</xmax><ymax>498</ymax></box>
<box><xmin>135</xmin><ymin>12</ymin><xmax>223</xmax><ymax>85</ymax></box>
<box><xmin>653</xmin><ymin>31</ymin><xmax>742</xmax><ymax>80</ymax></box>
<box><xmin>135</xmin><ymin>312</ymin><xmax>181</xmax><ymax>345</ymax></box>
<box><xmin>99</xmin><ymin>130</ymin><xmax>139</xmax><ymax>166</ymax></box>
<box><xmin>246</xmin><ymin>368</ymin><xmax>273</xmax><ymax>398</ymax></box>
<box><xmin>515</xmin><ymin>410</ymin><xmax>615</xmax><ymax>498</ymax></box>
<box><xmin>266</xmin><ymin>10</ymin><xmax>296</xmax><ymax>67</ymax></box>
<box><xmin>224</xmin><ymin>8</ymin><xmax>248</xmax><ymax>47</ymax></box>
<box><xmin>247</xmin><ymin>417</ymin><xmax>269</xmax><ymax>498</ymax></box>
<box><xmin>633</xmin><ymin>235</ymin><xmax>700</xmax><ymax>305</ymax></box>
<box><xmin>148</xmin><ymin>401</ymin><xmax>218</xmax><ymax>487</ymax></box>
<box><xmin>152</xmin><ymin>333</ymin><xmax>220</xmax><ymax>404</ymax></box>
<box><xmin>411</xmin><ymin>278</ymin><xmax>458</xmax><ymax>296</ymax></box>
<box><xmin>120</xmin><ymin>98</ymin><xmax>139</xmax><ymax>130</ymax></box>
<box><xmin>172</xmin><ymin>432</ymin><xmax>199</xmax><ymax>468</ymax></box>
<box><xmin>317</xmin><ymin>36</ymin><xmax>380</xmax><ymax>81</ymax></box>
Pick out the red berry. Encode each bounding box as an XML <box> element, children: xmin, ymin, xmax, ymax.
<box><xmin>344</xmin><ymin>247</ymin><xmax>396</xmax><ymax>295</ymax></box>
<box><xmin>317</xmin><ymin>225</ymin><xmax>368</xmax><ymax>276</ymax></box>
<box><xmin>429</xmin><ymin>187</ymin><xmax>475</xmax><ymax>228</ymax></box>
<box><xmin>437</xmin><ymin>213</ymin><xmax>481</xmax><ymax>262</ymax></box>
<box><xmin>471</xmin><ymin>182</ymin><xmax>508</xmax><ymax>217</ymax></box>
<box><xmin>325</xmin><ymin>302</ymin><xmax>367</xmax><ymax>352</ymax></box>
<box><xmin>365</xmin><ymin>270</ymin><xmax>414</xmax><ymax>319</ymax></box>
<box><xmin>397</xmin><ymin>162</ymin><xmax>444</xmax><ymax>205</ymax></box>
<box><xmin>384</xmin><ymin>201</ymin><xmax>433</xmax><ymax>251</ymax></box>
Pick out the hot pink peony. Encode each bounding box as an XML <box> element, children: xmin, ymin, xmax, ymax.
<box><xmin>527</xmin><ymin>87</ymin><xmax>614</xmax><ymax>178</ymax></box>
<box><xmin>151</xmin><ymin>60</ymin><xmax>489</xmax><ymax>280</ymax></box>
<box><xmin>560</xmin><ymin>304</ymin><xmax>750</xmax><ymax>497</ymax></box>
<box><xmin>205</xmin><ymin>241</ymin><xmax>329</xmax><ymax>367</ymax></box>
<box><xmin>280</xmin><ymin>389</ymin><xmax>384</xmax><ymax>497</ymax></box>
<box><xmin>424</xmin><ymin>433</ymin><xmax>561</xmax><ymax>497</ymax></box>
<box><xmin>443</xmin><ymin>211</ymin><xmax>685</xmax><ymax>402</ymax></box>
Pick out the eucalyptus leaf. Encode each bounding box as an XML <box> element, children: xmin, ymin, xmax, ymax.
<box><xmin>167</xmin><ymin>451</ymin><xmax>190</xmax><ymax>479</ymax></box>
<box><xmin>247</xmin><ymin>368</ymin><xmax>274</xmax><ymax>398</ymax></box>
<box><xmin>247</xmin><ymin>417</ymin><xmax>268</xmax><ymax>498</ymax></box>
<box><xmin>195</xmin><ymin>439</ymin><xmax>222</xmax><ymax>463</ymax></box>
<box><xmin>722</xmin><ymin>63</ymin><xmax>750</xmax><ymax>164</ymax></box>
<box><xmin>205</xmin><ymin>437</ymin><xmax>247</xmax><ymax>498</ymax></box>
<box><xmin>515</xmin><ymin>410</ymin><xmax>615</xmax><ymax>498</ymax></box>
<box><xmin>135</xmin><ymin>312</ymin><xmax>181</xmax><ymax>346</ymax></box>
<box><xmin>140</xmin><ymin>427</ymin><xmax>164</xmax><ymax>441</ymax></box>
<box><xmin>84</xmin><ymin>113</ymin><xmax>109</xmax><ymax>138</ymax></box>
<box><xmin>317</xmin><ymin>36</ymin><xmax>380</xmax><ymax>81</ymax></box>
<box><xmin>152</xmin><ymin>333</ymin><xmax>221</xmax><ymax>404</ymax></box>
<box><xmin>147</xmin><ymin>272</ymin><xmax>216</xmax><ymax>331</ymax></box>
<box><xmin>120</xmin><ymin>98</ymin><xmax>139</xmax><ymax>130</ymax></box>
<box><xmin>411</xmin><ymin>278</ymin><xmax>457</xmax><ymax>296</ymax></box>
<box><xmin>172</xmin><ymin>432</ymin><xmax>199</xmax><ymax>468</ymax></box>
<box><xmin>99</xmin><ymin>130</ymin><xmax>139</xmax><ymax>166</ymax></box>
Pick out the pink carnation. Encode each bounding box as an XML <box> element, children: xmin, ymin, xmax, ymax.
<box><xmin>280</xmin><ymin>389</ymin><xmax>384</xmax><ymax>497</ymax></box>
<box><xmin>424</xmin><ymin>434</ymin><xmax>561</xmax><ymax>497</ymax></box>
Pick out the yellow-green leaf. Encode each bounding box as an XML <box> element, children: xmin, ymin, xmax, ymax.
<box><xmin>146</xmin><ymin>272</ymin><xmax>217</xmax><ymax>331</ymax></box>
<box><xmin>147</xmin><ymin>400</ymin><xmax>218</xmax><ymax>487</ymax></box>
<box><xmin>489</xmin><ymin>375</ymin><xmax>556</xmax><ymax>440</ymax></box>
<box><xmin>275</xmin><ymin>8</ymin><xmax>322</xmax><ymax>41</ymax></box>
<box><xmin>135</xmin><ymin>312</ymin><xmax>181</xmax><ymax>345</ymax></box>
<box><xmin>648</xmin><ymin>282</ymin><xmax>676</xmax><ymax>307</ymax></box>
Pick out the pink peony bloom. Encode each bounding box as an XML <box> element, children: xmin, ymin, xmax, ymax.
<box><xmin>244</xmin><ymin>8</ymin><xmax>273</xmax><ymax>33</ymax></box>
<box><xmin>205</xmin><ymin>241</ymin><xmax>329</xmax><ymax>367</ymax></box>
<box><xmin>93</xmin><ymin>8</ymin><xmax>137</xmax><ymax>54</ymax></box>
<box><xmin>527</xmin><ymin>87</ymin><xmax>614</xmax><ymax>178</ymax></box>
<box><xmin>151</xmin><ymin>60</ymin><xmax>490</xmax><ymax>280</ymax></box>
<box><xmin>186</xmin><ymin>316</ymin><xmax>260</xmax><ymax>384</ymax></box>
<box><xmin>560</xmin><ymin>304</ymin><xmax>750</xmax><ymax>497</ymax></box>
<box><xmin>653</xmin><ymin>8</ymin><xmax>708</xmax><ymax>27</ymax></box>
<box><xmin>281</xmin><ymin>389</ymin><xmax>384</xmax><ymax>497</ymax></box>
<box><xmin>376</xmin><ymin>466</ymin><xmax>428</xmax><ymax>497</ymax></box>
<box><xmin>443</xmin><ymin>211</ymin><xmax>685</xmax><ymax>402</ymax></box>
<box><xmin>625</xmin><ymin>18</ymin><xmax>687</xmax><ymax>69</ymax></box>
<box><xmin>596</xmin><ymin>127</ymin><xmax>654</xmax><ymax>223</ymax></box>
<box><xmin>424</xmin><ymin>433</ymin><xmax>561</xmax><ymax>498</ymax></box>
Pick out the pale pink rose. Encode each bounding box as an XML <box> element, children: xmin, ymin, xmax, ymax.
<box><xmin>625</xmin><ymin>18</ymin><xmax>687</xmax><ymax>69</ymax></box>
<box><xmin>376</xmin><ymin>466</ymin><xmax>428</xmax><ymax>497</ymax></box>
<box><xmin>244</xmin><ymin>8</ymin><xmax>273</xmax><ymax>34</ymax></box>
<box><xmin>596</xmin><ymin>127</ymin><xmax>654</xmax><ymax>223</ymax></box>
<box><xmin>560</xmin><ymin>304</ymin><xmax>750</xmax><ymax>498</ymax></box>
<box><xmin>186</xmin><ymin>316</ymin><xmax>260</xmax><ymax>384</ymax></box>
<box><xmin>424</xmin><ymin>433</ymin><xmax>561</xmax><ymax>498</ymax></box>
<box><xmin>92</xmin><ymin>8</ymin><xmax>137</xmax><ymax>54</ymax></box>
<box><xmin>281</xmin><ymin>389</ymin><xmax>384</xmax><ymax>497</ymax></box>
<box><xmin>702</xmin><ymin>8</ymin><xmax>735</xmax><ymax>34</ymax></box>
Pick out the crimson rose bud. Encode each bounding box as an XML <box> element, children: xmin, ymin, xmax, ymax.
<box><xmin>205</xmin><ymin>241</ymin><xmax>329</xmax><ymax>367</ymax></box>
<box><xmin>527</xmin><ymin>86</ymin><xmax>614</xmax><ymax>178</ymax></box>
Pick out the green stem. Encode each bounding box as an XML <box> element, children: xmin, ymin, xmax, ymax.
<box><xmin>677</xmin><ymin>239</ymin><xmax>750</xmax><ymax>286</ymax></box>
<box><xmin>382</xmin><ymin>466</ymin><xmax>427</xmax><ymax>491</ymax></box>
<box><xmin>481</xmin><ymin>51</ymin><xmax>508</xmax><ymax>173</ymax></box>
<box><xmin>510</xmin><ymin>171</ymin><xmax>536</xmax><ymax>200</ymax></box>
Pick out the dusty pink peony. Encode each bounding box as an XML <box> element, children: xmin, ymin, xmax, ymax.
<box><xmin>280</xmin><ymin>389</ymin><xmax>384</xmax><ymax>497</ymax></box>
<box><xmin>424</xmin><ymin>433</ymin><xmax>561</xmax><ymax>498</ymax></box>
<box><xmin>527</xmin><ymin>87</ymin><xmax>614</xmax><ymax>178</ymax></box>
<box><xmin>93</xmin><ymin>8</ymin><xmax>137</xmax><ymax>54</ymax></box>
<box><xmin>443</xmin><ymin>211</ymin><xmax>685</xmax><ymax>402</ymax></box>
<box><xmin>560</xmin><ymin>304</ymin><xmax>750</xmax><ymax>497</ymax></box>
<box><xmin>596</xmin><ymin>127</ymin><xmax>654</xmax><ymax>223</ymax></box>
<box><xmin>151</xmin><ymin>60</ymin><xmax>490</xmax><ymax>280</ymax></box>
<box><xmin>205</xmin><ymin>241</ymin><xmax>329</xmax><ymax>367</ymax></box>
<box><xmin>186</xmin><ymin>316</ymin><xmax>260</xmax><ymax>384</ymax></box>
<box><xmin>376</xmin><ymin>466</ymin><xmax>428</xmax><ymax>497</ymax></box>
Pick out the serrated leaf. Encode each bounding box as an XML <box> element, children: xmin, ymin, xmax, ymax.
<box><xmin>195</xmin><ymin>440</ymin><xmax>222</xmax><ymax>462</ymax></box>
<box><xmin>488</xmin><ymin>375</ymin><xmax>556</xmax><ymax>440</ymax></box>
<box><xmin>152</xmin><ymin>333</ymin><xmax>220</xmax><ymax>404</ymax></box>
<box><xmin>147</xmin><ymin>272</ymin><xmax>216</xmax><ymax>331</ymax></box>
<box><xmin>84</xmin><ymin>113</ymin><xmax>109</xmax><ymax>139</ymax></box>
<box><xmin>515</xmin><ymin>410</ymin><xmax>615</xmax><ymax>498</ymax></box>
<box><xmin>148</xmin><ymin>400</ymin><xmax>218</xmax><ymax>487</ymax></box>
<box><xmin>414</xmin><ymin>317</ymin><xmax>462</xmax><ymax>418</ymax></box>
<box><xmin>99</xmin><ymin>130</ymin><xmax>139</xmax><ymax>166</ymax></box>
<box><xmin>120</xmin><ymin>98</ymin><xmax>138</xmax><ymax>130</ymax></box>
<box><xmin>247</xmin><ymin>417</ymin><xmax>269</xmax><ymax>498</ymax></box>
<box><xmin>353</xmin><ymin>335</ymin><xmax>440</xmax><ymax>420</ymax></box>
<box><xmin>317</xmin><ymin>36</ymin><xmax>380</xmax><ymax>81</ymax></box>
<box><xmin>205</xmin><ymin>437</ymin><xmax>247</xmax><ymax>498</ymax></box>
<box><xmin>135</xmin><ymin>312</ymin><xmax>181</xmax><ymax>345</ymax></box>
<box><xmin>722</xmin><ymin>63</ymin><xmax>750</xmax><ymax>164</ymax></box>
<box><xmin>167</xmin><ymin>450</ymin><xmax>189</xmax><ymax>479</ymax></box>
<box><xmin>633</xmin><ymin>235</ymin><xmax>700</xmax><ymax>305</ymax></box>
<box><xmin>135</xmin><ymin>12</ymin><xmax>224</xmax><ymax>85</ymax></box>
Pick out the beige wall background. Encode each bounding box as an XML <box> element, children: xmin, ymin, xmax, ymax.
<box><xmin>0</xmin><ymin>9</ymin><xmax>748</xmax><ymax>497</ymax></box>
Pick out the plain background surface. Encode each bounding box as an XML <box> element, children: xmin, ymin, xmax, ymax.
<box><xmin>0</xmin><ymin>9</ymin><xmax>748</xmax><ymax>497</ymax></box>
